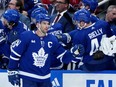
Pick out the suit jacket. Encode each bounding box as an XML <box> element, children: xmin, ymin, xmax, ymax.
<box><xmin>48</xmin><ymin>4</ymin><xmax>57</xmax><ymax>16</ymax></box>
<box><xmin>51</xmin><ymin>11</ymin><xmax>75</xmax><ymax>33</ymax></box>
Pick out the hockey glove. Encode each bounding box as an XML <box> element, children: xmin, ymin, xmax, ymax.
<box><xmin>71</xmin><ymin>44</ymin><xmax>85</xmax><ymax>57</ymax></box>
<box><xmin>93</xmin><ymin>51</ymin><xmax>104</xmax><ymax>60</ymax></box>
<box><xmin>8</xmin><ymin>70</ymin><xmax>20</xmax><ymax>86</ymax></box>
<box><xmin>1</xmin><ymin>55</ymin><xmax>9</xmax><ymax>69</ymax></box>
<box><xmin>55</xmin><ymin>33</ymin><xmax>71</xmax><ymax>44</ymax></box>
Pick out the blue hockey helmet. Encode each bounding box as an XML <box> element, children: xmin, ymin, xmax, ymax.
<box><xmin>31</xmin><ymin>6</ymin><xmax>48</xmax><ymax>19</ymax></box>
<box><xmin>82</xmin><ymin>0</ymin><xmax>98</xmax><ymax>12</ymax></box>
<box><xmin>3</xmin><ymin>9</ymin><xmax>20</xmax><ymax>23</ymax></box>
<box><xmin>36</xmin><ymin>13</ymin><xmax>50</xmax><ymax>23</ymax></box>
<box><xmin>73</xmin><ymin>8</ymin><xmax>91</xmax><ymax>23</ymax></box>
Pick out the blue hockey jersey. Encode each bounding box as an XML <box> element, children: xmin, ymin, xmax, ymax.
<box><xmin>48</xmin><ymin>23</ymin><xmax>65</xmax><ymax>69</ymax></box>
<box><xmin>8</xmin><ymin>31</ymin><xmax>76</xmax><ymax>82</ymax></box>
<box><xmin>60</xmin><ymin>20</ymin><xmax>116</xmax><ymax>71</ymax></box>
<box><xmin>69</xmin><ymin>20</ymin><xmax>113</xmax><ymax>64</ymax></box>
<box><xmin>1</xmin><ymin>21</ymin><xmax>28</xmax><ymax>57</ymax></box>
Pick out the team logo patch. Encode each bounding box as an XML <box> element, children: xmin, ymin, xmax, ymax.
<box><xmin>32</xmin><ymin>47</ymin><xmax>48</xmax><ymax>68</ymax></box>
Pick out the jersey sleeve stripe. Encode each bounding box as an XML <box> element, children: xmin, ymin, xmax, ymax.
<box><xmin>10</xmin><ymin>55</ymin><xmax>20</xmax><ymax>61</ymax></box>
<box><xmin>11</xmin><ymin>47</ymin><xmax>21</xmax><ymax>57</ymax></box>
<box><xmin>57</xmin><ymin>50</ymin><xmax>67</xmax><ymax>62</ymax></box>
<box><xmin>19</xmin><ymin>71</ymin><xmax>50</xmax><ymax>80</ymax></box>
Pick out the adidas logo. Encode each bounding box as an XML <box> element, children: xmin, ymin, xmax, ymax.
<box><xmin>52</xmin><ymin>78</ymin><xmax>60</xmax><ymax>87</ymax></box>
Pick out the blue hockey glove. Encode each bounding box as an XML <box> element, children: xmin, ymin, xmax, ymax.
<box><xmin>55</xmin><ymin>33</ymin><xmax>71</xmax><ymax>44</ymax></box>
<box><xmin>8</xmin><ymin>70</ymin><xmax>20</xmax><ymax>86</ymax></box>
<box><xmin>71</xmin><ymin>44</ymin><xmax>85</xmax><ymax>57</ymax></box>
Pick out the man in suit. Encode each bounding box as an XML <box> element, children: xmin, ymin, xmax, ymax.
<box><xmin>51</xmin><ymin>0</ymin><xmax>75</xmax><ymax>33</ymax></box>
<box><xmin>48</xmin><ymin>0</ymin><xmax>57</xmax><ymax>16</ymax></box>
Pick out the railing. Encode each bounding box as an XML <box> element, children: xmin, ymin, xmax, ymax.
<box><xmin>98</xmin><ymin>0</ymin><xmax>110</xmax><ymax>6</ymax></box>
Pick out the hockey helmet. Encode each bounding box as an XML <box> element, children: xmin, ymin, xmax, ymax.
<box><xmin>3</xmin><ymin>9</ymin><xmax>20</xmax><ymax>23</ymax></box>
<box><xmin>36</xmin><ymin>13</ymin><xmax>50</xmax><ymax>23</ymax></box>
<box><xmin>82</xmin><ymin>0</ymin><xmax>98</xmax><ymax>12</ymax></box>
<box><xmin>31</xmin><ymin>6</ymin><xmax>48</xmax><ymax>19</ymax></box>
<box><xmin>73</xmin><ymin>8</ymin><xmax>91</xmax><ymax>23</ymax></box>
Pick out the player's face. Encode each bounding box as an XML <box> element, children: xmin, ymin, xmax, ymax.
<box><xmin>106</xmin><ymin>8</ymin><xmax>116</xmax><ymax>22</ymax></box>
<box><xmin>55</xmin><ymin>0</ymin><xmax>68</xmax><ymax>12</ymax></box>
<box><xmin>75</xmin><ymin>21</ymin><xmax>87</xmax><ymax>29</ymax></box>
<box><xmin>39</xmin><ymin>21</ymin><xmax>50</xmax><ymax>33</ymax></box>
<box><xmin>1</xmin><ymin>17</ymin><xmax>14</xmax><ymax>29</ymax></box>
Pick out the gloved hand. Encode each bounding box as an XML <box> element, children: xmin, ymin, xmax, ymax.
<box><xmin>93</xmin><ymin>50</ymin><xmax>104</xmax><ymax>60</ymax></box>
<box><xmin>71</xmin><ymin>44</ymin><xmax>85</xmax><ymax>57</ymax></box>
<box><xmin>1</xmin><ymin>55</ymin><xmax>9</xmax><ymax>69</ymax></box>
<box><xmin>55</xmin><ymin>33</ymin><xmax>71</xmax><ymax>44</ymax></box>
<box><xmin>8</xmin><ymin>70</ymin><xmax>20</xmax><ymax>86</ymax></box>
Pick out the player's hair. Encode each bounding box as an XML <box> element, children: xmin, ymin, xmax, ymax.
<box><xmin>107</xmin><ymin>5</ymin><xmax>116</xmax><ymax>13</ymax></box>
<box><xmin>15</xmin><ymin>0</ymin><xmax>24</xmax><ymax>13</ymax></box>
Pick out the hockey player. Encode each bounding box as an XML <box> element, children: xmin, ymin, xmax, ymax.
<box><xmin>30</xmin><ymin>6</ymin><xmax>48</xmax><ymax>30</ymax></box>
<box><xmin>57</xmin><ymin>8</ymin><xmax>116</xmax><ymax>71</ymax></box>
<box><xmin>81</xmin><ymin>0</ymin><xmax>99</xmax><ymax>23</ymax></box>
<box><xmin>0</xmin><ymin>20</ymin><xmax>7</xmax><ymax>68</ymax></box>
<box><xmin>7</xmin><ymin>13</ymin><xmax>84</xmax><ymax>87</ymax></box>
<box><xmin>0</xmin><ymin>9</ymin><xmax>29</xmax><ymax>69</ymax></box>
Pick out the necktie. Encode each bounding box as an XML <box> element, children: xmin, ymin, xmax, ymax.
<box><xmin>54</xmin><ymin>14</ymin><xmax>61</xmax><ymax>23</ymax></box>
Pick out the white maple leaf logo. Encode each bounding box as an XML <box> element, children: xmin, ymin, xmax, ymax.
<box><xmin>32</xmin><ymin>48</ymin><xmax>48</xmax><ymax>68</ymax></box>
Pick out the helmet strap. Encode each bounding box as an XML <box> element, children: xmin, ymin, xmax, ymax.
<box><xmin>36</xmin><ymin>23</ymin><xmax>46</xmax><ymax>36</ymax></box>
<box><xmin>6</xmin><ymin>22</ymin><xmax>15</xmax><ymax>29</ymax></box>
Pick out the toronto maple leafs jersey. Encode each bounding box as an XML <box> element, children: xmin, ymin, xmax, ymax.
<box><xmin>69</xmin><ymin>20</ymin><xmax>115</xmax><ymax>66</ymax></box>
<box><xmin>90</xmin><ymin>14</ymin><xmax>99</xmax><ymax>23</ymax></box>
<box><xmin>1</xmin><ymin>21</ymin><xmax>28</xmax><ymax>58</ymax></box>
<box><xmin>8</xmin><ymin>30</ymin><xmax>75</xmax><ymax>82</ymax></box>
<box><xmin>0</xmin><ymin>20</ymin><xmax>6</xmax><ymax>55</ymax></box>
<box><xmin>0</xmin><ymin>20</ymin><xmax>6</xmax><ymax>45</ymax></box>
<box><xmin>48</xmin><ymin>23</ymin><xmax>64</xmax><ymax>69</ymax></box>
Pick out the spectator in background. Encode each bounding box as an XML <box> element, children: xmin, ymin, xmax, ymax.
<box><xmin>48</xmin><ymin>0</ymin><xmax>57</xmax><ymax>16</ymax></box>
<box><xmin>105</xmin><ymin>5</ymin><xmax>116</xmax><ymax>35</ymax></box>
<box><xmin>8</xmin><ymin>0</ymin><xmax>31</xmax><ymax>29</ymax></box>
<box><xmin>51</xmin><ymin>0</ymin><xmax>75</xmax><ymax>33</ymax></box>
<box><xmin>23</xmin><ymin>0</ymin><xmax>40</xmax><ymax>12</ymax></box>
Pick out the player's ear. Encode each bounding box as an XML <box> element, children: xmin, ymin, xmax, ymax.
<box><xmin>36</xmin><ymin>23</ymin><xmax>39</xmax><ymax>29</ymax></box>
